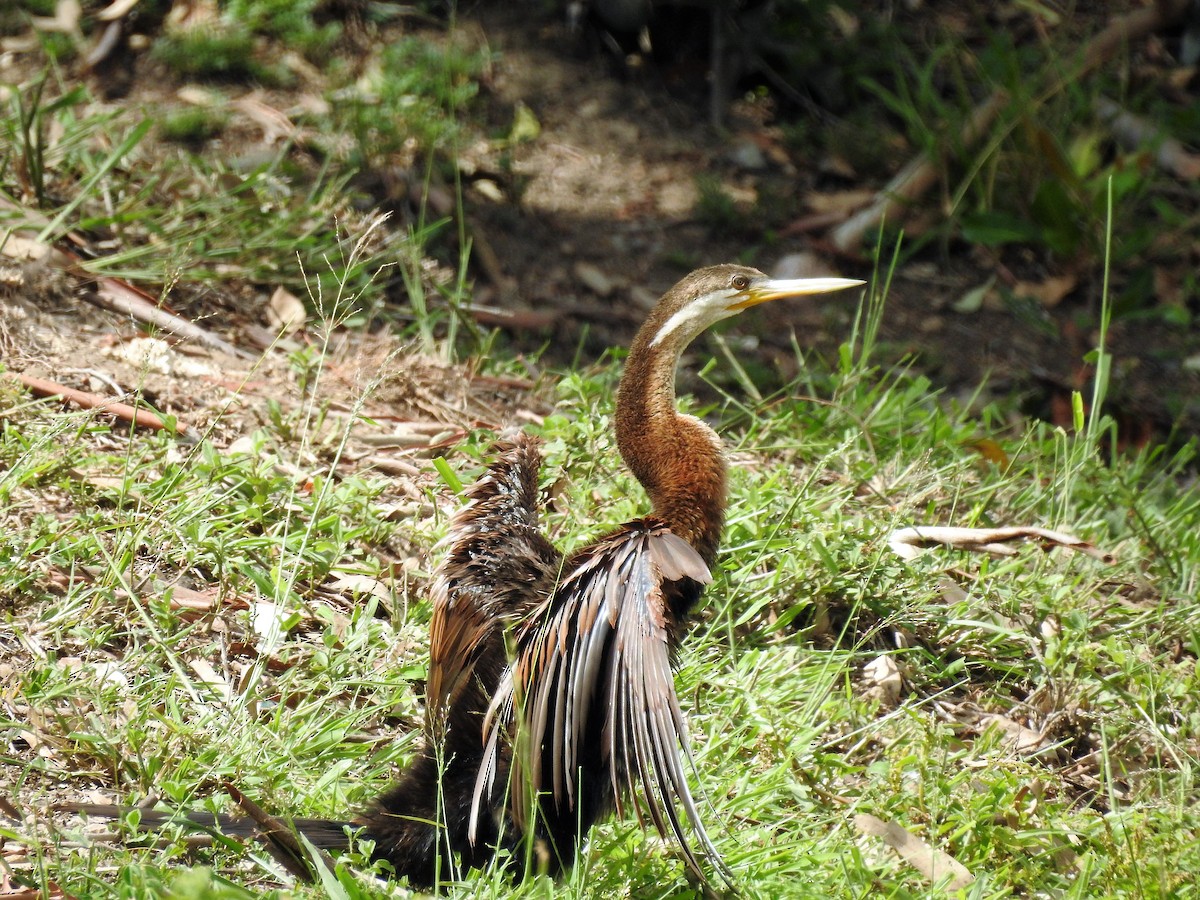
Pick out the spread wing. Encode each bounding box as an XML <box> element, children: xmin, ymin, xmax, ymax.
<box><xmin>426</xmin><ymin>433</ymin><xmax>561</xmax><ymax>736</ymax></box>
<box><xmin>474</xmin><ymin>520</ymin><xmax>729</xmax><ymax>883</ymax></box>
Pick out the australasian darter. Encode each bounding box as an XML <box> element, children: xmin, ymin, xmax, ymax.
<box><xmin>66</xmin><ymin>264</ymin><xmax>863</xmax><ymax>889</ymax></box>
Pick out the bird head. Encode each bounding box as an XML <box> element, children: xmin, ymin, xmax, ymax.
<box><xmin>648</xmin><ymin>264</ymin><xmax>864</xmax><ymax>350</ymax></box>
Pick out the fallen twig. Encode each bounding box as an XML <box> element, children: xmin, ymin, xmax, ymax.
<box><xmin>887</xmin><ymin>525</ymin><xmax>1113</xmax><ymax>563</ymax></box>
<box><xmin>1095</xmin><ymin>96</ymin><xmax>1200</xmax><ymax>180</ymax></box>
<box><xmin>830</xmin><ymin>91</ymin><xmax>1008</xmax><ymax>253</ymax></box>
<box><xmin>462</xmin><ymin>303</ymin><xmax>559</xmax><ymax>330</ymax></box>
<box><xmin>0</xmin><ymin>195</ymin><xmax>250</xmax><ymax>358</ymax></box>
<box><xmin>88</xmin><ymin>274</ymin><xmax>252</xmax><ymax>359</ymax></box>
<box><xmin>778</xmin><ymin>209</ymin><xmax>852</xmax><ymax>238</ymax></box>
<box><xmin>466</xmin><ymin>214</ymin><xmax>515</xmax><ymax>301</ymax></box>
<box><xmin>226</xmin><ymin>784</ymin><xmax>333</xmax><ymax>884</ymax></box>
<box><xmin>363</xmin><ymin>455</ymin><xmax>423</xmax><ymax>477</ymax></box>
<box><xmin>8</xmin><ymin>372</ymin><xmax>193</xmax><ymax>438</ymax></box>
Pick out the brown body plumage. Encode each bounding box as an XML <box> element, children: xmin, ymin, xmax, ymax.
<box><xmin>65</xmin><ymin>265</ymin><xmax>861</xmax><ymax>889</ymax></box>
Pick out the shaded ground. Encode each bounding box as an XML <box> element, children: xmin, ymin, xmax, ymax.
<box><xmin>453</xmin><ymin>4</ymin><xmax>1200</xmax><ymax>443</ymax></box>
<box><xmin>2</xmin><ymin>2</ymin><xmax>1199</xmax><ymax>441</ymax></box>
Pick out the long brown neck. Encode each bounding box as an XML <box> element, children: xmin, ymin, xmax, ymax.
<box><xmin>615</xmin><ymin>328</ymin><xmax>726</xmax><ymax>566</ymax></box>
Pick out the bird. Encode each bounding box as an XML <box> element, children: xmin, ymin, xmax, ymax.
<box><xmin>63</xmin><ymin>264</ymin><xmax>862</xmax><ymax>889</ymax></box>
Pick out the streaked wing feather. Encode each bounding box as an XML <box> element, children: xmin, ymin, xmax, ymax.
<box><xmin>426</xmin><ymin>434</ymin><xmax>561</xmax><ymax>730</ymax></box>
<box><xmin>476</xmin><ymin>520</ymin><xmax>726</xmax><ymax>884</ymax></box>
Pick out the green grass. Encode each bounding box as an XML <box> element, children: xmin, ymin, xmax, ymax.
<box><xmin>3</xmin><ymin>4</ymin><xmax>1200</xmax><ymax>898</ymax></box>
<box><xmin>3</xmin><ymin>289</ymin><xmax>1200</xmax><ymax>897</ymax></box>
<box><xmin>2</xmin><ymin>10</ymin><xmax>480</xmax><ymax>339</ymax></box>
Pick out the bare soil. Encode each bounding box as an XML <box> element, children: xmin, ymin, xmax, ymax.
<box><xmin>3</xmin><ymin>2</ymin><xmax>1199</xmax><ymax>446</ymax></box>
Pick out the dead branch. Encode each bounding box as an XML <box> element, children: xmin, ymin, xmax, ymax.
<box><xmin>363</xmin><ymin>455</ymin><xmax>423</xmax><ymax>477</ymax></box>
<box><xmin>466</xmin><ymin>214</ymin><xmax>516</xmax><ymax>302</ymax></box>
<box><xmin>8</xmin><ymin>372</ymin><xmax>193</xmax><ymax>438</ymax></box>
<box><xmin>225</xmin><ymin>784</ymin><xmax>331</xmax><ymax>884</ymax></box>
<box><xmin>830</xmin><ymin>91</ymin><xmax>1008</xmax><ymax>253</ymax></box>
<box><xmin>1095</xmin><ymin>96</ymin><xmax>1200</xmax><ymax>180</ymax></box>
<box><xmin>0</xmin><ymin>195</ymin><xmax>250</xmax><ymax>358</ymax></box>
<box><xmin>829</xmin><ymin>0</ymin><xmax>1192</xmax><ymax>254</ymax></box>
<box><xmin>854</xmin><ymin>813</ymin><xmax>975</xmax><ymax>891</ymax></box>
<box><xmin>88</xmin><ymin>274</ymin><xmax>252</xmax><ymax>359</ymax></box>
<box><xmin>461</xmin><ymin>303</ymin><xmax>559</xmax><ymax>330</ymax></box>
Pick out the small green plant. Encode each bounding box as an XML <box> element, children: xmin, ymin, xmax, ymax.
<box><xmin>223</xmin><ymin>0</ymin><xmax>342</xmax><ymax>58</ymax></box>
<box><xmin>5</xmin><ymin>78</ymin><xmax>89</xmax><ymax>207</ymax></box>
<box><xmin>149</xmin><ymin>0</ymin><xmax>344</xmax><ymax>81</ymax></box>
<box><xmin>336</xmin><ymin>38</ymin><xmax>483</xmax><ymax>170</ymax></box>
<box><xmin>861</xmin><ymin>23</ymin><xmax>1189</xmax><ymax>324</ymax></box>
<box><xmin>152</xmin><ymin>23</ymin><xmax>278</xmax><ymax>83</ymax></box>
<box><xmin>158</xmin><ymin>107</ymin><xmax>228</xmax><ymax>144</ymax></box>
<box><xmin>7</xmin><ymin>75</ymin><xmax>50</xmax><ymax>205</ymax></box>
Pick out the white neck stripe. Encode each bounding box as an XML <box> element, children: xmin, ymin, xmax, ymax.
<box><xmin>649</xmin><ymin>288</ymin><xmax>736</xmax><ymax>348</ymax></box>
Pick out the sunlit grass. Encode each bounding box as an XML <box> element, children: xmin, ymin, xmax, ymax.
<box><xmin>2</xmin><ymin>4</ymin><xmax>1199</xmax><ymax>899</ymax></box>
<box><xmin>4</xmin><ymin>269</ymin><xmax>1200</xmax><ymax>897</ymax></box>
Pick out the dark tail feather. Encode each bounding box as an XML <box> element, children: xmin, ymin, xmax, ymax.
<box><xmin>60</xmin><ymin>803</ymin><xmax>358</xmax><ymax>883</ymax></box>
<box><xmin>61</xmin><ymin>750</ymin><xmax>514</xmax><ymax>891</ymax></box>
<box><xmin>354</xmin><ymin>745</ymin><xmax>519</xmax><ymax>889</ymax></box>
<box><xmin>62</xmin><ymin>803</ymin><xmax>354</xmax><ymax>847</ymax></box>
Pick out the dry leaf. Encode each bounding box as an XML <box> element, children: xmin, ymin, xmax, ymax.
<box><xmin>979</xmin><ymin>713</ymin><xmax>1056</xmax><ymax>757</ymax></box>
<box><xmin>31</xmin><ymin>0</ymin><xmax>82</xmax><ymax>34</ymax></box>
<box><xmin>189</xmin><ymin>658</ymin><xmax>232</xmax><ymax>701</ymax></box>
<box><xmin>887</xmin><ymin>525</ymin><xmax>1113</xmax><ymax>563</ymax></box>
<box><xmin>97</xmin><ymin>0</ymin><xmax>142</xmax><ymax>21</ymax></box>
<box><xmin>473</xmin><ymin>180</ymin><xmax>504</xmax><ymax>202</ymax></box>
<box><xmin>1012</xmin><ymin>273</ymin><xmax>1078</xmax><ymax>308</ymax></box>
<box><xmin>89</xmin><ymin>661</ymin><xmax>129</xmax><ymax>690</ymax></box>
<box><xmin>819</xmin><ymin>154</ymin><xmax>857</xmax><ymax>179</ymax></box>
<box><xmin>855</xmin><ymin>813</ymin><xmax>975</xmax><ymax>890</ymax></box>
<box><xmin>1</xmin><ymin>876</ymin><xmax>61</xmax><ymax>900</ymax></box>
<box><xmin>952</xmin><ymin>276</ymin><xmax>996</xmax><ymax>313</ymax></box>
<box><xmin>509</xmin><ymin>101</ymin><xmax>541</xmax><ymax>143</ymax></box>
<box><xmin>0</xmin><ymin>234</ymin><xmax>52</xmax><ymax>262</ymax></box>
<box><xmin>827</xmin><ymin>4</ymin><xmax>860</xmax><ymax>37</ymax></box>
<box><xmin>862</xmin><ymin>655</ymin><xmax>902</xmax><ymax>705</ymax></box>
<box><xmin>805</xmin><ymin>189</ymin><xmax>875</xmax><ymax>216</ymax></box>
<box><xmin>166</xmin><ymin>0</ymin><xmax>219</xmax><ymax>29</ymax></box>
<box><xmin>968</xmin><ymin>438</ymin><xmax>1009</xmax><ymax>467</ymax></box>
<box><xmin>267</xmin><ymin>286</ymin><xmax>307</xmax><ymax>335</ymax></box>
<box><xmin>328</xmin><ymin>572</ymin><xmax>391</xmax><ymax>603</ymax></box>
<box><xmin>176</xmin><ymin>85</ymin><xmax>223</xmax><ymax>107</ymax></box>
<box><xmin>234</xmin><ymin>94</ymin><xmax>298</xmax><ymax>144</ymax></box>
<box><xmin>251</xmin><ymin>600</ymin><xmax>290</xmax><ymax>655</ymax></box>
<box><xmin>574</xmin><ymin>261</ymin><xmax>618</xmax><ymax>297</ymax></box>
<box><xmin>168</xmin><ymin>582</ymin><xmax>242</xmax><ymax>613</ymax></box>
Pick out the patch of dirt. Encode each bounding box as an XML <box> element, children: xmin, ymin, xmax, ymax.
<box><xmin>2</xmin><ymin>2</ymin><xmax>1197</xmax><ymax>448</ymax></box>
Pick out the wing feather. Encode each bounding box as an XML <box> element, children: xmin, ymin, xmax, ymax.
<box><xmin>474</xmin><ymin>520</ymin><xmax>728</xmax><ymax>884</ymax></box>
<box><xmin>426</xmin><ymin>434</ymin><xmax>560</xmax><ymax>732</ymax></box>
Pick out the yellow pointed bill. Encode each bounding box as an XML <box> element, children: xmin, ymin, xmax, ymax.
<box><xmin>729</xmin><ymin>276</ymin><xmax>865</xmax><ymax>311</ymax></box>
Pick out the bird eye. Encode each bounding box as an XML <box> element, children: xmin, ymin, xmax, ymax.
<box><xmin>731</xmin><ymin>274</ymin><xmax>750</xmax><ymax>291</ymax></box>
